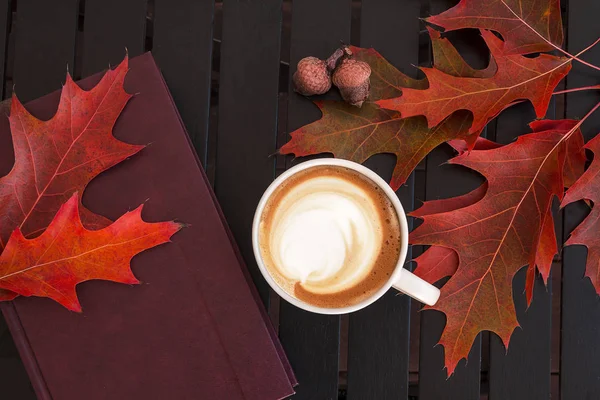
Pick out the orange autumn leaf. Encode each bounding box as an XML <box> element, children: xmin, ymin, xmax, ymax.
<box><xmin>0</xmin><ymin>55</ymin><xmax>143</xmax><ymax>251</ymax></box>
<box><xmin>0</xmin><ymin>193</ymin><xmax>182</xmax><ymax>312</ymax></box>
<box><xmin>376</xmin><ymin>30</ymin><xmax>571</xmax><ymax>138</ymax></box>
<box><xmin>426</xmin><ymin>0</ymin><xmax>563</xmax><ymax>55</ymax></box>
<box><xmin>410</xmin><ymin>120</ymin><xmax>579</xmax><ymax>375</ymax></box>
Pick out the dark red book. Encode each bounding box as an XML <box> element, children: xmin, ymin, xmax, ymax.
<box><xmin>0</xmin><ymin>53</ymin><xmax>296</xmax><ymax>400</ymax></box>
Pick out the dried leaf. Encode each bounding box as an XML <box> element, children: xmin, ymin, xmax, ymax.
<box><xmin>412</xmin><ymin>184</ymin><xmax>488</xmax><ymax>285</ymax></box>
<box><xmin>414</xmin><ymin>246</ymin><xmax>459</xmax><ymax>285</ymax></box>
<box><xmin>377</xmin><ymin>30</ymin><xmax>571</xmax><ymax>137</ymax></box>
<box><xmin>0</xmin><ymin>56</ymin><xmax>142</xmax><ymax>251</ymax></box>
<box><xmin>426</xmin><ymin>0</ymin><xmax>563</xmax><ymax>55</ymax></box>
<box><xmin>350</xmin><ymin>46</ymin><xmax>426</xmax><ymax>100</ymax></box>
<box><xmin>280</xmin><ymin>102</ymin><xmax>472</xmax><ymax>190</ymax></box>
<box><xmin>410</xmin><ymin>120</ymin><xmax>578</xmax><ymax>375</ymax></box>
<box><xmin>0</xmin><ymin>193</ymin><xmax>182</xmax><ymax>311</ymax></box>
<box><xmin>448</xmin><ymin>136</ymin><xmax>502</xmax><ymax>153</ymax></box>
<box><xmin>448</xmin><ymin>122</ymin><xmax>583</xmax><ymax>305</ymax></box>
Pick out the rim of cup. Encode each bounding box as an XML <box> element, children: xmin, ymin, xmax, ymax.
<box><xmin>252</xmin><ymin>158</ymin><xmax>410</xmax><ymax>315</ymax></box>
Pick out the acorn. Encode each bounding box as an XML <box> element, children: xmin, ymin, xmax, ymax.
<box><xmin>332</xmin><ymin>58</ymin><xmax>371</xmax><ymax>107</ymax></box>
<box><xmin>293</xmin><ymin>56</ymin><xmax>331</xmax><ymax>96</ymax></box>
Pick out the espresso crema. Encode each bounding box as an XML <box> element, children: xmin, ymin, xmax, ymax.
<box><xmin>258</xmin><ymin>165</ymin><xmax>401</xmax><ymax>308</ymax></box>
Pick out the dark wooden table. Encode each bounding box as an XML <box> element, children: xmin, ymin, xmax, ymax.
<box><xmin>0</xmin><ymin>1</ymin><xmax>599</xmax><ymax>399</ymax></box>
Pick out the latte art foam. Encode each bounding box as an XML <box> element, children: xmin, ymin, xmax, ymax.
<box><xmin>259</xmin><ymin>165</ymin><xmax>401</xmax><ymax>309</ymax></box>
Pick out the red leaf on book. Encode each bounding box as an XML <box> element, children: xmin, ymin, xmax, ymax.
<box><xmin>0</xmin><ymin>55</ymin><xmax>143</xmax><ymax>251</ymax></box>
<box><xmin>0</xmin><ymin>193</ymin><xmax>182</xmax><ymax>311</ymax></box>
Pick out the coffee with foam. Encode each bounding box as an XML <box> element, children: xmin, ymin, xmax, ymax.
<box><xmin>258</xmin><ymin>165</ymin><xmax>401</xmax><ymax>309</ymax></box>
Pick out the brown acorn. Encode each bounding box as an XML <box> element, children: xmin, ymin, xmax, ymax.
<box><xmin>332</xmin><ymin>58</ymin><xmax>371</xmax><ymax>107</ymax></box>
<box><xmin>293</xmin><ymin>56</ymin><xmax>332</xmax><ymax>96</ymax></box>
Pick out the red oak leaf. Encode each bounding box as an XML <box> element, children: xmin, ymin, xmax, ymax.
<box><xmin>0</xmin><ymin>55</ymin><xmax>143</xmax><ymax>252</ymax></box>
<box><xmin>412</xmin><ymin>184</ymin><xmax>488</xmax><ymax>284</ymax></box>
<box><xmin>448</xmin><ymin>136</ymin><xmax>502</xmax><ymax>153</ymax></box>
<box><xmin>376</xmin><ymin>30</ymin><xmax>571</xmax><ymax>138</ymax></box>
<box><xmin>350</xmin><ymin>46</ymin><xmax>426</xmax><ymax>100</ymax></box>
<box><xmin>280</xmin><ymin>103</ymin><xmax>473</xmax><ymax>190</ymax></box>
<box><xmin>412</xmin><ymin>182</ymin><xmax>488</xmax><ymax>219</ymax></box>
<box><xmin>523</xmin><ymin>120</ymin><xmax>585</xmax><ymax>304</ymax></box>
<box><xmin>281</xmin><ymin>36</ymin><xmax>499</xmax><ymax>190</ymax></box>
<box><xmin>426</xmin><ymin>0</ymin><xmax>563</xmax><ymax>55</ymax></box>
<box><xmin>531</xmin><ymin>119</ymin><xmax>586</xmax><ymax>188</ymax></box>
<box><xmin>281</xmin><ymin>45</ymin><xmax>483</xmax><ymax>190</ymax></box>
<box><xmin>410</xmin><ymin>121</ymin><xmax>579</xmax><ymax>375</ymax></box>
<box><xmin>442</xmin><ymin>121</ymin><xmax>583</xmax><ymax>306</ymax></box>
<box><xmin>414</xmin><ymin>246</ymin><xmax>459</xmax><ymax>285</ymax></box>
<box><xmin>561</xmin><ymin>133</ymin><xmax>600</xmax><ymax>294</ymax></box>
<box><xmin>0</xmin><ymin>193</ymin><xmax>182</xmax><ymax>311</ymax></box>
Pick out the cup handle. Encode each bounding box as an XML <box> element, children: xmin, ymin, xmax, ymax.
<box><xmin>392</xmin><ymin>268</ymin><xmax>440</xmax><ymax>306</ymax></box>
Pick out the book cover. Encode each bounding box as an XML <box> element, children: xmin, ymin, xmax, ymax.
<box><xmin>0</xmin><ymin>52</ymin><xmax>296</xmax><ymax>400</ymax></box>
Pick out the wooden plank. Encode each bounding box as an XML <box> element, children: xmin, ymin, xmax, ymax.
<box><xmin>7</xmin><ymin>1</ymin><xmax>78</xmax><ymax>397</ymax></box>
<box><xmin>213</xmin><ymin>0</ymin><xmax>282</xmax><ymax>306</ymax></box>
<box><xmin>153</xmin><ymin>0</ymin><xmax>214</xmax><ymax>166</ymax></box>
<box><xmin>488</xmin><ymin>103</ymin><xmax>553</xmax><ymax>399</ymax></box>
<box><xmin>0</xmin><ymin>358</ymin><xmax>36</xmax><ymax>399</ymax></box>
<box><xmin>0</xmin><ymin>0</ymin><xmax>9</xmax><ymax>99</ymax></box>
<box><xmin>419</xmin><ymin>2</ymin><xmax>485</xmax><ymax>398</ymax></box>
<box><xmin>82</xmin><ymin>0</ymin><xmax>147</xmax><ymax>76</ymax></box>
<box><xmin>419</xmin><ymin>144</ymin><xmax>482</xmax><ymax>400</ymax></box>
<box><xmin>278</xmin><ymin>1</ymin><xmax>352</xmax><ymax>398</ymax></box>
<box><xmin>346</xmin><ymin>0</ymin><xmax>420</xmax><ymax>398</ymax></box>
<box><xmin>561</xmin><ymin>0</ymin><xmax>600</xmax><ymax>398</ymax></box>
<box><xmin>13</xmin><ymin>0</ymin><xmax>78</xmax><ymax>102</ymax></box>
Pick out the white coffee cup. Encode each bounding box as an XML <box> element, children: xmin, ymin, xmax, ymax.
<box><xmin>252</xmin><ymin>158</ymin><xmax>440</xmax><ymax>314</ymax></box>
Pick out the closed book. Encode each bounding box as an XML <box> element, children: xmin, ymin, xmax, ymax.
<box><xmin>0</xmin><ymin>52</ymin><xmax>296</xmax><ymax>400</ymax></box>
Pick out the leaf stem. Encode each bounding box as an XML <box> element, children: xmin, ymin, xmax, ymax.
<box><xmin>564</xmin><ymin>101</ymin><xmax>600</xmax><ymax>142</ymax></box>
<box><xmin>553</xmin><ymin>85</ymin><xmax>600</xmax><ymax>96</ymax></box>
<box><xmin>555</xmin><ymin>39</ymin><xmax>600</xmax><ymax>72</ymax></box>
<box><xmin>500</xmin><ymin>0</ymin><xmax>600</xmax><ymax>71</ymax></box>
